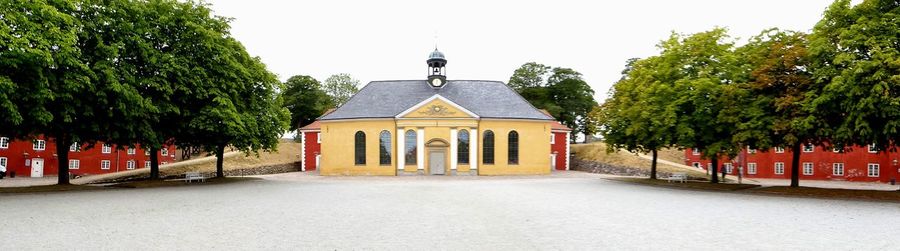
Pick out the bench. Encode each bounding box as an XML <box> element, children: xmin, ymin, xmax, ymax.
<box><xmin>184</xmin><ymin>172</ymin><xmax>207</xmax><ymax>183</ymax></box>
<box><xmin>667</xmin><ymin>172</ymin><xmax>687</xmax><ymax>183</ymax></box>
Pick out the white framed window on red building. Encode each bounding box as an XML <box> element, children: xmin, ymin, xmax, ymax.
<box><xmin>803</xmin><ymin>162</ymin><xmax>814</xmax><ymax>175</ymax></box>
<box><xmin>101</xmin><ymin>160</ymin><xmax>111</xmax><ymax>170</ymax></box>
<box><xmin>127</xmin><ymin>147</ymin><xmax>135</xmax><ymax>155</ymax></box>
<box><xmin>69</xmin><ymin>159</ymin><xmax>80</xmax><ymax>169</ymax></box>
<box><xmin>802</xmin><ymin>144</ymin><xmax>814</xmax><ymax>153</ymax></box>
<box><xmin>160</xmin><ymin>148</ymin><xmax>169</xmax><ymax>156</ymax></box>
<box><xmin>868</xmin><ymin>143</ymin><xmax>878</xmax><ymax>153</ymax></box>
<box><xmin>33</xmin><ymin>140</ymin><xmax>46</xmax><ymax>150</ymax></box>
<box><xmin>317</xmin><ymin>132</ymin><xmax>321</xmax><ymax>143</ymax></box>
<box><xmin>832</xmin><ymin>163</ymin><xmax>844</xmax><ymax>176</ymax></box>
<box><xmin>867</xmin><ymin>163</ymin><xmax>879</xmax><ymax>177</ymax></box>
<box><xmin>70</xmin><ymin>142</ymin><xmax>79</xmax><ymax>152</ymax></box>
<box><xmin>126</xmin><ymin>160</ymin><xmax>136</xmax><ymax>170</ymax></box>
<box><xmin>775</xmin><ymin>162</ymin><xmax>785</xmax><ymax>174</ymax></box>
<box><xmin>748</xmin><ymin>163</ymin><xmax>757</xmax><ymax>174</ymax></box>
<box><xmin>774</xmin><ymin>147</ymin><xmax>784</xmax><ymax>153</ymax></box>
<box><xmin>724</xmin><ymin>163</ymin><xmax>733</xmax><ymax>174</ymax></box>
<box><xmin>0</xmin><ymin>137</ymin><xmax>9</xmax><ymax>148</ymax></box>
<box><xmin>550</xmin><ymin>133</ymin><xmax>555</xmax><ymax>144</ymax></box>
<box><xmin>144</xmin><ymin>161</ymin><xmax>151</xmax><ymax>168</ymax></box>
<box><xmin>692</xmin><ymin>148</ymin><xmax>700</xmax><ymax>155</ymax></box>
<box><xmin>0</xmin><ymin>157</ymin><xmax>7</xmax><ymax>170</ymax></box>
<box><xmin>102</xmin><ymin>144</ymin><xmax>112</xmax><ymax>154</ymax></box>
<box><xmin>747</xmin><ymin>146</ymin><xmax>756</xmax><ymax>154</ymax></box>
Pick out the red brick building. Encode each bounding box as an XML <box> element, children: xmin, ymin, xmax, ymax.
<box><xmin>684</xmin><ymin>144</ymin><xmax>900</xmax><ymax>183</ymax></box>
<box><xmin>0</xmin><ymin>136</ymin><xmax>177</xmax><ymax>178</ymax></box>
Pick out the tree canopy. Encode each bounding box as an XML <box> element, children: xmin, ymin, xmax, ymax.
<box><xmin>282</xmin><ymin>75</ymin><xmax>333</xmax><ymax>131</ymax></box>
<box><xmin>508</xmin><ymin>63</ymin><xmax>597</xmax><ymax>142</ymax></box>
<box><xmin>323</xmin><ymin>73</ymin><xmax>360</xmax><ymax>107</ymax></box>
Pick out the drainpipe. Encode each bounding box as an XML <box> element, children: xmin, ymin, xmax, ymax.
<box><xmin>116</xmin><ymin>148</ymin><xmax>120</xmax><ymax>172</ymax></box>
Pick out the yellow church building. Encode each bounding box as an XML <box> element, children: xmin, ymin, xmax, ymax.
<box><xmin>300</xmin><ymin>49</ymin><xmax>571</xmax><ymax>176</ymax></box>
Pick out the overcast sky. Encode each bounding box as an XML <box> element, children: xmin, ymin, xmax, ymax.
<box><xmin>205</xmin><ymin>0</ymin><xmax>838</xmax><ymax>101</ymax></box>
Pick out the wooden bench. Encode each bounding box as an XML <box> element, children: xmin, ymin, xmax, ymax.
<box><xmin>184</xmin><ymin>172</ymin><xmax>207</xmax><ymax>183</ymax></box>
<box><xmin>667</xmin><ymin>172</ymin><xmax>687</xmax><ymax>183</ymax></box>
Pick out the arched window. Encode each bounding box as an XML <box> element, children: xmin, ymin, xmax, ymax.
<box><xmin>508</xmin><ymin>131</ymin><xmax>519</xmax><ymax>165</ymax></box>
<box><xmin>458</xmin><ymin>130</ymin><xmax>469</xmax><ymax>164</ymax></box>
<box><xmin>483</xmin><ymin>130</ymin><xmax>494</xmax><ymax>164</ymax></box>
<box><xmin>379</xmin><ymin>131</ymin><xmax>391</xmax><ymax>165</ymax></box>
<box><xmin>354</xmin><ymin>131</ymin><xmax>366</xmax><ymax>165</ymax></box>
<box><xmin>405</xmin><ymin>130</ymin><xmax>417</xmax><ymax>165</ymax></box>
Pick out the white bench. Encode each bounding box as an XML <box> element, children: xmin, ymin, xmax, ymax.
<box><xmin>184</xmin><ymin>172</ymin><xmax>207</xmax><ymax>183</ymax></box>
<box><xmin>667</xmin><ymin>172</ymin><xmax>687</xmax><ymax>183</ymax></box>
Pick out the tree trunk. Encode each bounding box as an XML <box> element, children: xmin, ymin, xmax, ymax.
<box><xmin>149</xmin><ymin>147</ymin><xmax>160</xmax><ymax>180</ymax></box>
<box><xmin>216</xmin><ymin>144</ymin><xmax>225</xmax><ymax>178</ymax></box>
<box><xmin>710</xmin><ymin>155</ymin><xmax>719</xmax><ymax>184</ymax></box>
<box><xmin>54</xmin><ymin>134</ymin><xmax>71</xmax><ymax>185</ymax></box>
<box><xmin>650</xmin><ymin>149</ymin><xmax>658</xmax><ymax>180</ymax></box>
<box><xmin>790</xmin><ymin>142</ymin><xmax>802</xmax><ymax>188</ymax></box>
<box><xmin>721</xmin><ymin>163</ymin><xmax>727</xmax><ymax>182</ymax></box>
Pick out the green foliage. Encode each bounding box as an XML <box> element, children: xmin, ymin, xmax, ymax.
<box><xmin>507</xmin><ymin>64</ymin><xmax>597</xmax><ymax>141</ymax></box>
<box><xmin>508</xmin><ymin>62</ymin><xmax>550</xmax><ymax>91</ymax></box>
<box><xmin>808</xmin><ymin>0</ymin><xmax>900</xmax><ymax>150</ymax></box>
<box><xmin>323</xmin><ymin>73</ymin><xmax>360</xmax><ymax>107</ymax></box>
<box><xmin>282</xmin><ymin>75</ymin><xmax>333</xmax><ymax>131</ymax></box>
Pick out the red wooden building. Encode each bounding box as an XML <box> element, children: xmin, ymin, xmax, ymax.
<box><xmin>684</xmin><ymin>144</ymin><xmax>900</xmax><ymax>183</ymax></box>
<box><xmin>0</xmin><ymin>136</ymin><xmax>177</xmax><ymax>178</ymax></box>
<box><xmin>549</xmin><ymin>117</ymin><xmax>572</xmax><ymax>171</ymax></box>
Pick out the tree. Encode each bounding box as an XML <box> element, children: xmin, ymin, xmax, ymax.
<box><xmin>508</xmin><ymin>62</ymin><xmax>550</xmax><ymax>91</ymax></box>
<box><xmin>547</xmin><ymin>68</ymin><xmax>598</xmax><ymax>142</ymax></box>
<box><xmin>282</xmin><ymin>75</ymin><xmax>333</xmax><ymax>131</ymax></box>
<box><xmin>599</xmin><ymin>57</ymin><xmax>678</xmax><ymax>179</ymax></box>
<box><xmin>664</xmin><ymin>28</ymin><xmax>744</xmax><ymax>183</ymax></box>
<box><xmin>322</xmin><ymin>73</ymin><xmax>360</xmax><ymax>107</ymax></box>
<box><xmin>736</xmin><ymin>29</ymin><xmax>816</xmax><ymax>187</ymax></box>
<box><xmin>808</xmin><ymin>0</ymin><xmax>900</xmax><ymax>159</ymax></box>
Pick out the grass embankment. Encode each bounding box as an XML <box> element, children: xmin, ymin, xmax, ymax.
<box><xmin>571</xmin><ymin>142</ymin><xmax>711</xmax><ymax>179</ymax></box>
<box><xmin>76</xmin><ymin>140</ymin><xmax>301</xmax><ymax>184</ymax></box>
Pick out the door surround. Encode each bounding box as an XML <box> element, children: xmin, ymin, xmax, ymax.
<box><xmin>426</xmin><ymin>138</ymin><xmax>449</xmax><ymax>175</ymax></box>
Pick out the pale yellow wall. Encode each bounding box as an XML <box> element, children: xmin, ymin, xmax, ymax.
<box><xmin>319</xmin><ymin>120</ymin><xmax>396</xmax><ymax>175</ymax></box>
<box><xmin>319</xmin><ymin>118</ymin><xmax>552</xmax><ymax>176</ymax></box>
<box><xmin>402</xmin><ymin>99</ymin><xmax>472</xmax><ymax>119</ymax></box>
<box><xmin>477</xmin><ymin>120</ymin><xmax>552</xmax><ymax>175</ymax></box>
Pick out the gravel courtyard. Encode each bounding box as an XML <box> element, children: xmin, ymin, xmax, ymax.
<box><xmin>1</xmin><ymin>172</ymin><xmax>897</xmax><ymax>250</ymax></box>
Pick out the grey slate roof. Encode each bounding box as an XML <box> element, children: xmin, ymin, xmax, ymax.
<box><xmin>319</xmin><ymin>80</ymin><xmax>554</xmax><ymax>121</ymax></box>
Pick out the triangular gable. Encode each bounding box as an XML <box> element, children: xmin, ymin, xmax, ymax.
<box><xmin>395</xmin><ymin>94</ymin><xmax>479</xmax><ymax>119</ymax></box>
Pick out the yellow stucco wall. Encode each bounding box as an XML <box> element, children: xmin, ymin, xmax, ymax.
<box><xmin>477</xmin><ymin>119</ymin><xmax>552</xmax><ymax>175</ymax></box>
<box><xmin>319</xmin><ymin>117</ymin><xmax>552</xmax><ymax>176</ymax></box>
<box><xmin>319</xmin><ymin>120</ymin><xmax>396</xmax><ymax>176</ymax></box>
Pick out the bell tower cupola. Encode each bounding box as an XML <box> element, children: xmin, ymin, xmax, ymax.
<box><xmin>426</xmin><ymin>48</ymin><xmax>447</xmax><ymax>88</ymax></box>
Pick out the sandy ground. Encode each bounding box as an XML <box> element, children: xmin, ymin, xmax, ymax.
<box><xmin>1</xmin><ymin>171</ymin><xmax>898</xmax><ymax>250</ymax></box>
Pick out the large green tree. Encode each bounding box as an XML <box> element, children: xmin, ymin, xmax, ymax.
<box><xmin>322</xmin><ymin>73</ymin><xmax>360</xmax><ymax>107</ymax></box>
<box><xmin>282</xmin><ymin>75</ymin><xmax>333</xmax><ymax>131</ymax></box>
<box><xmin>507</xmin><ymin>64</ymin><xmax>597</xmax><ymax>142</ymax></box>
<box><xmin>809</xmin><ymin>0</ymin><xmax>900</xmax><ymax>157</ymax></box>
<box><xmin>736</xmin><ymin>29</ymin><xmax>817</xmax><ymax>187</ymax></box>
<box><xmin>599</xmin><ymin>56</ymin><xmax>678</xmax><ymax>179</ymax></box>
<box><xmin>508</xmin><ymin>62</ymin><xmax>551</xmax><ymax>91</ymax></box>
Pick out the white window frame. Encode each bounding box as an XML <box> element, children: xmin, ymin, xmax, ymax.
<box><xmin>832</xmin><ymin>147</ymin><xmax>841</xmax><ymax>153</ymax></box>
<box><xmin>0</xmin><ymin>137</ymin><xmax>9</xmax><ymax>149</ymax></box>
<box><xmin>145</xmin><ymin>148</ymin><xmax>151</xmax><ymax>156</ymax></box>
<box><xmin>144</xmin><ymin>161</ymin><xmax>151</xmax><ymax>168</ymax></box>
<box><xmin>724</xmin><ymin>163</ymin><xmax>734</xmax><ymax>174</ymax></box>
<box><xmin>33</xmin><ymin>140</ymin><xmax>46</xmax><ymax>150</ymax></box>
<box><xmin>692</xmin><ymin>148</ymin><xmax>701</xmax><ymax>155</ymax></box>
<box><xmin>126</xmin><ymin>160</ymin><xmax>135</xmax><ymax>170</ymax></box>
<box><xmin>70</xmin><ymin>142</ymin><xmax>79</xmax><ymax>152</ymax></box>
<box><xmin>0</xmin><ymin>157</ymin><xmax>7</xmax><ymax>169</ymax></box>
<box><xmin>101</xmin><ymin>160</ymin><xmax>111</xmax><ymax>170</ymax></box>
<box><xmin>550</xmin><ymin>133</ymin><xmax>555</xmax><ymax>144</ymax></box>
<box><xmin>102</xmin><ymin>144</ymin><xmax>112</xmax><ymax>154</ymax></box>
<box><xmin>832</xmin><ymin>163</ymin><xmax>844</xmax><ymax>176</ymax></box>
<box><xmin>868</xmin><ymin>163</ymin><xmax>880</xmax><ymax>177</ymax></box>
<box><xmin>747</xmin><ymin>146</ymin><xmax>756</xmax><ymax>154</ymax></box>
<box><xmin>160</xmin><ymin>148</ymin><xmax>169</xmax><ymax>156</ymax></box>
<box><xmin>69</xmin><ymin>159</ymin><xmax>80</xmax><ymax>169</ymax></box>
<box><xmin>774</xmin><ymin>147</ymin><xmax>784</xmax><ymax>153</ymax></box>
<box><xmin>775</xmin><ymin>162</ymin><xmax>785</xmax><ymax>174</ymax></box>
<box><xmin>748</xmin><ymin>163</ymin><xmax>757</xmax><ymax>174</ymax></box>
<box><xmin>802</xmin><ymin>144</ymin><xmax>814</xmax><ymax>153</ymax></box>
<box><xmin>127</xmin><ymin>147</ymin><xmax>135</xmax><ymax>155</ymax></box>
<box><xmin>802</xmin><ymin>162</ymin><xmax>814</xmax><ymax>175</ymax></box>
<box><xmin>868</xmin><ymin>143</ymin><xmax>877</xmax><ymax>153</ymax></box>
<box><xmin>317</xmin><ymin>132</ymin><xmax>321</xmax><ymax>143</ymax></box>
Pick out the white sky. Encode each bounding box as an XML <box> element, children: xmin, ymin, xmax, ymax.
<box><xmin>205</xmin><ymin>0</ymin><xmax>837</xmax><ymax>101</ymax></box>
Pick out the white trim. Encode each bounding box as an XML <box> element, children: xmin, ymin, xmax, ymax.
<box><xmin>0</xmin><ymin>137</ymin><xmax>8</xmax><ymax>149</ymax></box>
<box><xmin>317</xmin><ymin>132</ymin><xmax>321</xmax><ymax>144</ymax></box>
<box><xmin>867</xmin><ymin>163</ymin><xmax>880</xmax><ymax>177</ymax></box>
<box><xmin>397</xmin><ymin>128</ymin><xmax>405</xmax><ymax>170</ymax></box>
<box><xmin>33</xmin><ymin>140</ymin><xmax>46</xmax><ymax>151</ymax></box>
<box><xmin>748</xmin><ymin>163</ymin><xmax>757</xmax><ymax>174</ymax></box>
<box><xmin>100</xmin><ymin>160</ymin><xmax>111</xmax><ymax>170</ymax></box>
<box><xmin>802</xmin><ymin>144</ymin><xmax>814</xmax><ymax>153</ymax></box>
<box><xmin>395</xmin><ymin>94</ymin><xmax>480</xmax><ymax>119</ymax></box>
<box><xmin>0</xmin><ymin>157</ymin><xmax>7</xmax><ymax>171</ymax></box>
<box><xmin>832</xmin><ymin>163</ymin><xmax>844</xmax><ymax>176</ymax></box>
<box><xmin>550</xmin><ymin>133</ymin><xmax>555</xmax><ymax>144</ymax></box>
<box><xmin>802</xmin><ymin>162</ymin><xmax>814</xmax><ymax>175</ymax></box>
<box><xmin>692</xmin><ymin>148</ymin><xmax>700</xmax><ymax>156</ymax></box>
<box><xmin>102</xmin><ymin>144</ymin><xmax>112</xmax><ymax>154</ymax></box>
<box><xmin>565</xmin><ymin>132</ymin><xmax>571</xmax><ymax>170</ymax></box>
<box><xmin>867</xmin><ymin>143</ymin><xmax>877</xmax><ymax>153</ymax></box>
<box><xmin>470</xmin><ymin>128</ymin><xmax>478</xmax><ymax>170</ymax></box>
<box><xmin>301</xmin><ymin>132</ymin><xmax>306</xmax><ymax>171</ymax></box>
<box><xmin>450</xmin><ymin>128</ymin><xmax>458</xmax><ymax>170</ymax></box>
<box><xmin>144</xmin><ymin>161</ymin><xmax>151</xmax><ymax>168</ymax></box>
<box><xmin>297</xmin><ymin>129</ymin><xmax>321</xmax><ymax>133</ymax></box>
<box><xmin>319</xmin><ymin>118</ymin><xmax>396</xmax><ymax>123</ymax></box>
<box><xmin>127</xmin><ymin>147</ymin><xmax>135</xmax><ymax>155</ymax></box>
<box><xmin>775</xmin><ymin>162</ymin><xmax>785</xmax><ymax>174</ymax></box>
<box><xmin>775</xmin><ymin>147</ymin><xmax>785</xmax><ymax>153</ymax></box>
<box><xmin>68</xmin><ymin>159</ymin><xmax>79</xmax><ymax>170</ymax></box>
<box><xmin>417</xmin><ymin>128</ymin><xmax>425</xmax><ymax>170</ymax></box>
<box><xmin>126</xmin><ymin>160</ymin><xmax>136</xmax><ymax>170</ymax></box>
